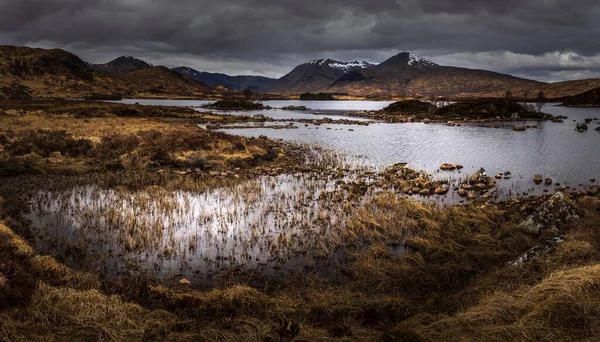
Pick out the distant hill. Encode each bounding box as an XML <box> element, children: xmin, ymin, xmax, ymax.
<box><xmin>490</xmin><ymin>79</ymin><xmax>600</xmax><ymax>100</ymax></box>
<box><xmin>0</xmin><ymin>46</ymin><xmax>225</xmax><ymax>99</ymax></box>
<box><xmin>117</xmin><ymin>66</ymin><xmax>221</xmax><ymax>98</ymax></box>
<box><xmin>89</xmin><ymin>56</ymin><xmax>153</xmax><ymax>75</ymax></box>
<box><xmin>172</xmin><ymin>66</ymin><xmax>276</xmax><ymax>91</ymax></box>
<box><xmin>261</xmin><ymin>58</ymin><xmax>377</xmax><ymax>94</ymax></box>
<box><xmin>319</xmin><ymin>52</ymin><xmax>543</xmax><ymax>97</ymax></box>
<box><xmin>560</xmin><ymin>87</ymin><xmax>600</xmax><ymax>106</ymax></box>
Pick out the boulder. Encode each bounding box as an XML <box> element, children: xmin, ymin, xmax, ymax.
<box><xmin>439</xmin><ymin>163</ymin><xmax>457</xmax><ymax>171</ymax></box>
<box><xmin>518</xmin><ymin>192</ymin><xmax>578</xmax><ymax>235</ymax></box>
<box><xmin>434</xmin><ymin>187</ymin><xmax>449</xmax><ymax>195</ymax></box>
<box><xmin>545</xmin><ymin>177</ymin><xmax>553</xmax><ymax>185</ymax></box>
<box><xmin>475</xmin><ymin>183</ymin><xmax>488</xmax><ymax>189</ymax></box>
<box><xmin>457</xmin><ymin>188</ymin><xmax>468</xmax><ymax>197</ymax></box>
<box><xmin>512</xmin><ymin>126</ymin><xmax>526</xmax><ymax>131</ymax></box>
<box><xmin>509</xmin><ymin>236</ymin><xmax>565</xmax><ymax>266</ymax></box>
<box><xmin>384</xmin><ymin>162</ymin><xmax>408</xmax><ymax>174</ymax></box>
<box><xmin>419</xmin><ymin>188</ymin><xmax>431</xmax><ymax>196</ymax></box>
<box><xmin>576</xmin><ymin>123</ymin><xmax>588</xmax><ymax>131</ymax></box>
<box><xmin>533</xmin><ymin>174</ymin><xmax>543</xmax><ymax>184</ymax></box>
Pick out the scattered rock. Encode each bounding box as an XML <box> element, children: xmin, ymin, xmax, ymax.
<box><xmin>457</xmin><ymin>188</ymin><xmax>468</xmax><ymax>197</ymax></box>
<box><xmin>495</xmin><ymin>173</ymin><xmax>503</xmax><ymax>179</ymax></box>
<box><xmin>533</xmin><ymin>174</ymin><xmax>543</xmax><ymax>184</ymax></box>
<box><xmin>439</xmin><ymin>163</ymin><xmax>457</xmax><ymax>171</ymax></box>
<box><xmin>576</xmin><ymin>123</ymin><xmax>588</xmax><ymax>131</ymax></box>
<box><xmin>419</xmin><ymin>188</ymin><xmax>431</xmax><ymax>196</ymax></box>
<box><xmin>518</xmin><ymin>192</ymin><xmax>578</xmax><ymax>235</ymax></box>
<box><xmin>434</xmin><ymin>187</ymin><xmax>448</xmax><ymax>195</ymax></box>
<box><xmin>512</xmin><ymin>125</ymin><xmax>526</xmax><ymax>131</ymax></box>
<box><xmin>509</xmin><ymin>236</ymin><xmax>565</xmax><ymax>266</ymax></box>
<box><xmin>545</xmin><ymin>177</ymin><xmax>553</xmax><ymax>185</ymax></box>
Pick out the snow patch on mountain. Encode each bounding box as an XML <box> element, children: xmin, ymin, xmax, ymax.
<box><xmin>407</xmin><ymin>54</ymin><xmax>438</xmax><ymax>69</ymax></box>
<box><xmin>306</xmin><ymin>58</ymin><xmax>376</xmax><ymax>72</ymax></box>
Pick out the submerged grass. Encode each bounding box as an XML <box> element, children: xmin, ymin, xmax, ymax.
<box><xmin>1</xmin><ymin>193</ymin><xmax>599</xmax><ymax>341</ymax></box>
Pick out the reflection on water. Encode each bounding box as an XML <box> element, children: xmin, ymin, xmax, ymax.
<box><xmin>27</xmin><ymin>173</ymin><xmax>377</xmax><ymax>286</ymax></box>
<box><xmin>108</xmin><ymin>98</ymin><xmax>391</xmax><ymax>121</ymax></box>
<box><xmin>216</xmin><ymin>106</ymin><xmax>600</xmax><ymax>188</ymax></box>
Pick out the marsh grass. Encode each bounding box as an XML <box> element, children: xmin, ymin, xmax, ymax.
<box><xmin>2</xmin><ymin>100</ymin><xmax>600</xmax><ymax>341</ymax></box>
<box><xmin>3</xmin><ymin>192</ymin><xmax>600</xmax><ymax>340</ymax></box>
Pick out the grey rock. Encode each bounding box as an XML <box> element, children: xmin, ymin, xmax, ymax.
<box><xmin>518</xmin><ymin>192</ymin><xmax>578</xmax><ymax>235</ymax></box>
<box><xmin>509</xmin><ymin>236</ymin><xmax>565</xmax><ymax>266</ymax></box>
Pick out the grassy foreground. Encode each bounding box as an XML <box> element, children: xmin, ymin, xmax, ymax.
<box><xmin>1</xmin><ymin>193</ymin><xmax>600</xmax><ymax>341</ymax></box>
<box><xmin>1</xmin><ymin>100</ymin><xmax>600</xmax><ymax>341</ymax></box>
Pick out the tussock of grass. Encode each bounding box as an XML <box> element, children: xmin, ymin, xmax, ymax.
<box><xmin>396</xmin><ymin>264</ymin><xmax>600</xmax><ymax>341</ymax></box>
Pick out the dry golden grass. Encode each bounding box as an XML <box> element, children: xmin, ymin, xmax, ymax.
<box><xmin>0</xmin><ymin>110</ymin><xmax>178</xmax><ymax>140</ymax></box>
<box><xmin>396</xmin><ymin>264</ymin><xmax>600</xmax><ymax>341</ymax></box>
<box><xmin>0</xmin><ymin>193</ymin><xmax>597</xmax><ymax>341</ymax></box>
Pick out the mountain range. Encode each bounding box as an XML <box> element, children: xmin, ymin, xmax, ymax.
<box><xmin>3</xmin><ymin>45</ymin><xmax>600</xmax><ymax>99</ymax></box>
<box><xmin>0</xmin><ymin>46</ymin><xmax>226</xmax><ymax>99</ymax></box>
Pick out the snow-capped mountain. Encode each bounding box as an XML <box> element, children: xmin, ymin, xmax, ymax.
<box><xmin>407</xmin><ymin>53</ymin><xmax>439</xmax><ymax>69</ymax></box>
<box><xmin>305</xmin><ymin>58</ymin><xmax>377</xmax><ymax>72</ymax></box>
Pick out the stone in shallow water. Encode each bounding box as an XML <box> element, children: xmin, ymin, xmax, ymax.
<box><xmin>518</xmin><ymin>192</ymin><xmax>578</xmax><ymax>235</ymax></box>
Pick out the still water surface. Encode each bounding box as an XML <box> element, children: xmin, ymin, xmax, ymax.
<box><xmin>112</xmin><ymin>99</ymin><xmax>600</xmax><ymax>187</ymax></box>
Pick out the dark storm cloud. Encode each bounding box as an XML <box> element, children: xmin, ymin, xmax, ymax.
<box><xmin>1</xmin><ymin>0</ymin><xmax>600</xmax><ymax>80</ymax></box>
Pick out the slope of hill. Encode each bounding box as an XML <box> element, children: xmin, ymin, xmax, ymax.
<box><xmin>325</xmin><ymin>52</ymin><xmax>543</xmax><ymax>97</ymax></box>
<box><xmin>560</xmin><ymin>87</ymin><xmax>600</xmax><ymax>106</ymax></box>
<box><xmin>262</xmin><ymin>58</ymin><xmax>377</xmax><ymax>94</ymax></box>
<box><xmin>492</xmin><ymin>79</ymin><xmax>600</xmax><ymax>100</ymax></box>
<box><xmin>89</xmin><ymin>56</ymin><xmax>153</xmax><ymax>75</ymax></box>
<box><xmin>0</xmin><ymin>46</ymin><xmax>224</xmax><ymax>99</ymax></box>
<box><xmin>172</xmin><ymin>67</ymin><xmax>276</xmax><ymax>91</ymax></box>
<box><xmin>117</xmin><ymin>66</ymin><xmax>224</xmax><ymax>98</ymax></box>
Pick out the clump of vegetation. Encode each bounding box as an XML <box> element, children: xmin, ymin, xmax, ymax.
<box><xmin>0</xmin><ymin>85</ymin><xmax>32</xmax><ymax>100</ymax></box>
<box><xmin>83</xmin><ymin>93</ymin><xmax>123</xmax><ymax>101</ymax></box>
<box><xmin>299</xmin><ymin>92</ymin><xmax>334</xmax><ymax>100</ymax></box>
<box><xmin>281</xmin><ymin>105</ymin><xmax>308</xmax><ymax>110</ymax></box>
<box><xmin>437</xmin><ymin>98</ymin><xmax>546</xmax><ymax>118</ymax></box>
<box><xmin>0</xmin><ymin>101</ymin><xmax>296</xmax><ymax>177</ymax></box>
<box><xmin>205</xmin><ymin>100</ymin><xmax>271</xmax><ymax>110</ymax></box>
<box><xmin>560</xmin><ymin>87</ymin><xmax>600</xmax><ymax>107</ymax></box>
<box><xmin>383</xmin><ymin>99</ymin><xmax>437</xmax><ymax>115</ymax></box>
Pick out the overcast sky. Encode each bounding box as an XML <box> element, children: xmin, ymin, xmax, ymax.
<box><xmin>1</xmin><ymin>0</ymin><xmax>600</xmax><ymax>82</ymax></box>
